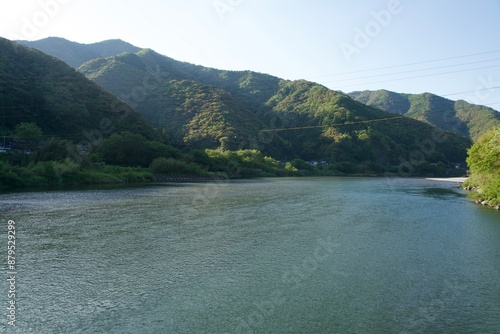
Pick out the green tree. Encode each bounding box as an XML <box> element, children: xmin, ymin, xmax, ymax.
<box><xmin>98</xmin><ymin>132</ymin><xmax>179</xmax><ymax>167</ymax></box>
<box><xmin>465</xmin><ymin>126</ymin><xmax>500</xmax><ymax>205</ymax></box>
<box><xmin>36</xmin><ymin>137</ymin><xmax>76</xmax><ymax>162</ymax></box>
<box><xmin>14</xmin><ymin>122</ymin><xmax>42</xmax><ymax>152</ymax></box>
<box><xmin>150</xmin><ymin>157</ymin><xmax>202</xmax><ymax>175</ymax></box>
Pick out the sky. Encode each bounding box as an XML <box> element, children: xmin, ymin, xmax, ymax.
<box><xmin>1</xmin><ymin>0</ymin><xmax>500</xmax><ymax>110</ymax></box>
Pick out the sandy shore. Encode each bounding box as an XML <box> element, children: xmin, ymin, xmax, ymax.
<box><xmin>425</xmin><ymin>177</ymin><xmax>468</xmax><ymax>183</ymax></box>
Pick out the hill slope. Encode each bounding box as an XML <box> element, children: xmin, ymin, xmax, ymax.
<box><xmin>78</xmin><ymin>48</ymin><xmax>471</xmax><ymax>172</ymax></box>
<box><xmin>349</xmin><ymin>90</ymin><xmax>500</xmax><ymax>140</ymax></box>
<box><xmin>266</xmin><ymin>80</ymin><xmax>469</xmax><ymax>165</ymax></box>
<box><xmin>17</xmin><ymin>37</ymin><xmax>141</xmax><ymax>68</ymax></box>
<box><xmin>0</xmin><ymin>37</ymin><xmax>157</xmax><ymax>140</ymax></box>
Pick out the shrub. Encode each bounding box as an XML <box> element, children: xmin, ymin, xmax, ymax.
<box><xmin>150</xmin><ymin>157</ymin><xmax>202</xmax><ymax>175</ymax></box>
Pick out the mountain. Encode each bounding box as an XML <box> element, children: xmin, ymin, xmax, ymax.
<box><xmin>0</xmin><ymin>37</ymin><xmax>157</xmax><ymax>140</ymax></box>
<box><xmin>348</xmin><ymin>90</ymin><xmax>500</xmax><ymax>141</ymax></box>
<box><xmin>78</xmin><ymin>49</ymin><xmax>287</xmax><ymax>154</ymax></box>
<box><xmin>14</xmin><ymin>37</ymin><xmax>472</xmax><ymax>175</ymax></box>
<box><xmin>17</xmin><ymin>37</ymin><xmax>141</xmax><ymax>68</ymax></box>
<box><xmin>77</xmin><ymin>47</ymin><xmax>471</xmax><ymax>170</ymax></box>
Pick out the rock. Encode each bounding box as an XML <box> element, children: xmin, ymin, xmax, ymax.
<box><xmin>481</xmin><ymin>200</ymin><xmax>489</xmax><ymax>206</ymax></box>
<box><xmin>495</xmin><ymin>205</ymin><xmax>500</xmax><ymax>210</ymax></box>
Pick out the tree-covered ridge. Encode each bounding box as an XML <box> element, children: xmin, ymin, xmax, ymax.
<box><xmin>0</xmin><ymin>37</ymin><xmax>157</xmax><ymax>140</ymax></box>
<box><xmin>77</xmin><ymin>47</ymin><xmax>473</xmax><ymax>171</ymax></box>
<box><xmin>0</xmin><ymin>36</ymin><xmax>475</xmax><ymax>189</ymax></box>
<box><xmin>76</xmin><ymin>48</ymin><xmax>472</xmax><ymax>172</ymax></box>
<box><xmin>0</xmin><ymin>39</ymin><xmax>314</xmax><ymax>190</ymax></box>
<box><xmin>464</xmin><ymin>125</ymin><xmax>500</xmax><ymax>206</ymax></box>
<box><xmin>17</xmin><ymin>37</ymin><xmax>141</xmax><ymax>68</ymax></box>
<box><xmin>0</xmin><ymin>40</ymin><xmax>265</xmax><ymax>189</ymax></box>
<box><xmin>266</xmin><ymin>80</ymin><xmax>470</xmax><ymax>165</ymax></box>
<box><xmin>138</xmin><ymin>79</ymin><xmax>267</xmax><ymax>150</ymax></box>
<box><xmin>349</xmin><ymin>89</ymin><xmax>500</xmax><ymax>141</ymax></box>
<box><xmin>78</xmin><ymin>49</ymin><xmax>288</xmax><ymax>155</ymax></box>
<box><xmin>79</xmin><ymin>48</ymin><xmax>283</xmax><ymax>113</ymax></box>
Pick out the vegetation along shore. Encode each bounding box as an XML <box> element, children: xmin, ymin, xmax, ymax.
<box><xmin>0</xmin><ymin>37</ymin><xmax>498</xmax><ymax>210</ymax></box>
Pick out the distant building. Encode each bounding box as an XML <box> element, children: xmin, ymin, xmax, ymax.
<box><xmin>0</xmin><ymin>147</ymin><xmax>12</xmax><ymax>153</ymax></box>
<box><xmin>307</xmin><ymin>160</ymin><xmax>329</xmax><ymax>167</ymax></box>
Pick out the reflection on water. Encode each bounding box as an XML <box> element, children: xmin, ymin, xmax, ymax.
<box><xmin>422</xmin><ymin>187</ymin><xmax>466</xmax><ymax>199</ymax></box>
<box><xmin>1</xmin><ymin>178</ymin><xmax>499</xmax><ymax>333</ymax></box>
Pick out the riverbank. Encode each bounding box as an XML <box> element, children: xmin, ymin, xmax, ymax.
<box><xmin>462</xmin><ymin>178</ymin><xmax>500</xmax><ymax>211</ymax></box>
<box><xmin>425</xmin><ymin>177</ymin><xmax>468</xmax><ymax>183</ymax></box>
<box><xmin>426</xmin><ymin>176</ymin><xmax>499</xmax><ymax>211</ymax></box>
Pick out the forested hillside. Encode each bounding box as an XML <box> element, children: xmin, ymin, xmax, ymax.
<box><xmin>0</xmin><ymin>38</ymin><xmax>195</xmax><ymax>188</ymax></box>
<box><xmin>0</xmin><ymin>38</ymin><xmax>477</xmax><ymax>190</ymax></box>
<box><xmin>349</xmin><ymin>90</ymin><xmax>500</xmax><ymax>140</ymax></box>
<box><xmin>267</xmin><ymin>81</ymin><xmax>469</xmax><ymax>165</ymax></box>
<box><xmin>0</xmin><ymin>38</ymin><xmax>156</xmax><ymax>140</ymax></box>
<box><xmin>78</xmin><ymin>47</ymin><xmax>471</xmax><ymax>172</ymax></box>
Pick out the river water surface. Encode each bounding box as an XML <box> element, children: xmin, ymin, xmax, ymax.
<box><xmin>1</xmin><ymin>177</ymin><xmax>499</xmax><ymax>333</ymax></box>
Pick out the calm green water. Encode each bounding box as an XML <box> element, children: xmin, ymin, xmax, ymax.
<box><xmin>1</xmin><ymin>177</ymin><xmax>499</xmax><ymax>333</ymax></box>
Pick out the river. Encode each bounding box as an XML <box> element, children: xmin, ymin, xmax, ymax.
<box><xmin>1</xmin><ymin>177</ymin><xmax>499</xmax><ymax>333</ymax></box>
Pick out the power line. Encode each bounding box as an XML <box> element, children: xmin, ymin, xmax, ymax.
<box><xmin>329</xmin><ymin>64</ymin><xmax>500</xmax><ymax>89</ymax></box>
<box><xmin>0</xmin><ymin>101</ymin><xmax>67</xmax><ymax>110</ymax></box>
<box><xmin>483</xmin><ymin>101</ymin><xmax>500</xmax><ymax>106</ymax></box>
<box><xmin>0</xmin><ymin>113</ymin><xmax>34</xmax><ymax>117</ymax></box>
<box><xmin>304</xmin><ymin>50</ymin><xmax>500</xmax><ymax>79</ymax></box>
<box><xmin>442</xmin><ymin>86</ymin><xmax>500</xmax><ymax>97</ymax></box>
<box><xmin>260</xmin><ymin>116</ymin><xmax>405</xmax><ymax>132</ymax></box>
<box><xmin>320</xmin><ymin>58</ymin><xmax>500</xmax><ymax>84</ymax></box>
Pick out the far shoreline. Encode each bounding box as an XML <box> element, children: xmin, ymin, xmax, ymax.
<box><xmin>425</xmin><ymin>177</ymin><xmax>468</xmax><ymax>183</ymax></box>
<box><xmin>1</xmin><ymin>175</ymin><xmax>471</xmax><ymax>194</ymax></box>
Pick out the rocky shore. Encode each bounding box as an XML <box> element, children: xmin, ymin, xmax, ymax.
<box><xmin>462</xmin><ymin>185</ymin><xmax>500</xmax><ymax>210</ymax></box>
<box><xmin>429</xmin><ymin>177</ymin><xmax>500</xmax><ymax>211</ymax></box>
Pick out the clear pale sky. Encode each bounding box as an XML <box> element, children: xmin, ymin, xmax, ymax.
<box><xmin>1</xmin><ymin>0</ymin><xmax>500</xmax><ymax>110</ymax></box>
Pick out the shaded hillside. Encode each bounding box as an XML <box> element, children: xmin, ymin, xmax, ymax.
<box><xmin>79</xmin><ymin>48</ymin><xmax>471</xmax><ymax>170</ymax></box>
<box><xmin>17</xmin><ymin>37</ymin><xmax>141</xmax><ymax>68</ymax></box>
<box><xmin>0</xmin><ymin>38</ymin><xmax>157</xmax><ymax>140</ymax></box>
<box><xmin>349</xmin><ymin>90</ymin><xmax>500</xmax><ymax>140</ymax></box>
<box><xmin>0</xmin><ymin>38</ymin><xmax>221</xmax><ymax>189</ymax></box>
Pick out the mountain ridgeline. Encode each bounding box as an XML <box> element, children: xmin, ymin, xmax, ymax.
<box><xmin>349</xmin><ymin>90</ymin><xmax>500</xmax><ymax>141</ymax></box>
<box><xmin>0</xmin><ymin>37</ymin><xmax>477</xmax><ymax>186</ymax></box>
<box><xmin>77</xmin><ymin>47</ymin><xmax>471</xmax><ymax>171</ymax></box>
<box><xmin>17</xmin><ymin>37</ymin><xmax>141</xmax><ymax>68</ymax></box>
<box><xmin>0</xmin><ymin>38</ymin><xmax>157</xmax><ymax>140</ymax></box>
